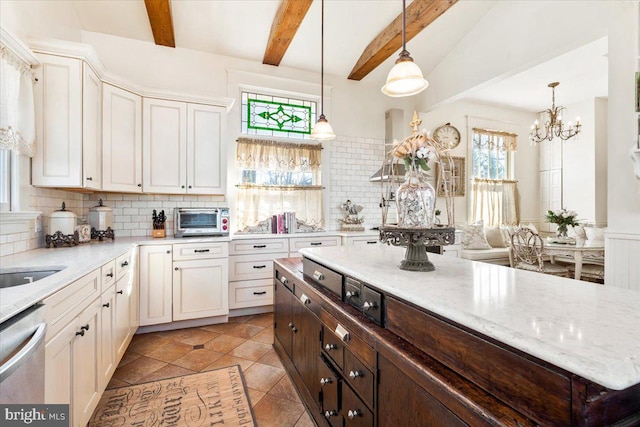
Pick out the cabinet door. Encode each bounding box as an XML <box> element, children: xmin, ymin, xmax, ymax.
<box><xmin>173</xmin><ymin>258</ymin><xmax>229</xmax><ymax>321</ymax></box>
<box><xmin>292</xmin><ymin>295</ymin><xmax>321</xmax><ymax>410</ymax></box>
<box><xmin>139</xmin><ymin>245</ymin><xmax>173</xmax><ymax>326</ymax></box>
<box><xmin>45</xmin><ymin>319</ymin><xmax>76</xmax><ymax>407</ymax></box>
<box><xmin>103</xmin><ymin>84</ymin><xmax>143</xmax><ymax>192</ymax></box>
<box><xmin>73</xmin><ymin>299</ymin><xmax>102</xmax><ymax>427</ymax></box>
<box><xmin>33</xmin><ymin>54</ymin><xmax>82</xmax><ymax>187</ymax></box>
<box><xmin>143</xmin><ymin>98</ymin><xmax>187</xmax><ymax>194</ymax></box>
<box><xmin>114</xmin><ymin>275</ymin><xmax>133</xmax><ymax>360</ymax></box>
<box><xmin>274</xmin><ymin>280</ymin><xmax>294</xmax><ymax>358</ymax></box>
<box><xmin>82</xmin><ymin>63</ymin><xmax>102</xmax><ymax>189</ymax></box>
<box><xmin>186</xmin><ymin>103</ymin><xmax>226</xmax><ymax>194</ymax></box>
<box><xmin>99</xmin><ymin>286</ymin><xmax>116</xmax><ymax>390</ymax></box>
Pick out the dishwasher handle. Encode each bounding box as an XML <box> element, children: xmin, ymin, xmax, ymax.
<box><xmin>0</xmin><ymin>322</ymin><xmax>46</xmax><ymax>383</ymax></box>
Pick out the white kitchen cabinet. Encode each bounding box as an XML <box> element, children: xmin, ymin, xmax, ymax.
<box><xmin>99</xmin><ymin>284</ymin><xmax>116</xmax><ymax>390</ymax></box>
<box><xmin>143</xmin><ymin>98</ymin><xmax>227</xmax><ymax>194</ymax></box>
<box><xmin>341</xmin><ymin>234</ymin><xmax>380</xmax><ymax>247</ymax></box>
<box><xmin>187</xmin><ymin>103</ymin><xmax>226</xmax><ymax>194</ymax></box>
<box><xmin>143</xmin><ymin>98</ymin><xmax>187</xmax><ymax>194</ymax></box>
<box><xmin>73</xmin><ymin>298</ymin><xmax>102</xmax><ymax>427</ymax></box>
<box><xmin>102</xmin><ymin>83</ymin><xmax>143</xmax><ymax>192</ymax></box>
<box><xmin>173</xmin><ymin>258</ymin><xmax>228</xmax><ymax>321</ymax></box>
<box><xmin>139</xmin><ymin>244</ymin><xmax>173</xmax><ymax>326</ymax></box>
<box><xmin>32</xmin><ymin>54</ymin><xmax>102</xmax><ymax>189</ymax></box>
<box><xmin>114</xmin><ymin>250</ymin><xmax>137</xmax><ymax>360</ymax></box>
<box><xmin>289</xmin><ymin>235</ymin><xmax>341</xmax><ymax>257</ymax></box>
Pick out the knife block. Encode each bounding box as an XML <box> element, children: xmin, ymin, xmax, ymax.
<box><xmin>152</xmin><ymin>229</ymin><xmax>166</xmax><ymax>238</ymax></box>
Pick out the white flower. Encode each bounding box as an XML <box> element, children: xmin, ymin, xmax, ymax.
<box><xmin>416</xmin><ymin>146</ymin><xmax>433</xmax><ymax>161</ymax></box>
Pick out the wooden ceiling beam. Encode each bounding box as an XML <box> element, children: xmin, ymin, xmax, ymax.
<box><xmin>144</xmin><ymin>0</ymin><xmax>175</xmax><ymax>48</ymax></box>
<box><xmin>263</xmin><ymin>0</ymin><xmax>314</xmax><ymax>66</ymax></box>
<box><xmin>348</xmin><ymin>0</ymin><xmax>458</xmax><ymax>81</ymax></box>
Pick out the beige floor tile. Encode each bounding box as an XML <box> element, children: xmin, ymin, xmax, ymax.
<box><xmin>226</xmin><ymin>323</ymin><xmax>265</xmax><ymax>339</ymax></box>
<box><xmin>204</xmin><ymin>334</ymin><xmax>246</xmax><ymax>353</ymax></box>
<box><xmin>268</xmin><ymin>375</ymin><xmax>301</xmax><ymax>403</ymax></box>
<box><xmin>145</xmin><ymin>340</ymin><xmax>194</xmax><ymax>363</ymax></box>
<box><xmin>294</xmin><ymin>411</ymin><xmax>315</xmax><ymax>427</ymax></box>
<box><xmin>166</xmin><ymin>328</ymin><xmax>221</xmax><ymax>346</ymax></box>
<box><xmin>127</xmin><ymin>334</ymin><xmax>171</xmax><ymax>356</ymax></box>
<box><xmin>228</xmin><ymin>340</ymin><xmax>272</xmax><ymax>361</ymax></box>
<box><xmin>105</xmin><ymin>377</ymin><xmax>129</xmax><ymax>390</ymax></box>
<box><xmin>201</xmin><ymin>354</ymin><xmax>255</xmax><ymax>373</ymax></box>
<box><xmin>250</xmin><ymin>328</ymin><xmax>274</xmax><ymax>344</ymax></box>
<box><xmin>230</xmin><ymin>314</ymin><xmax>255</xmax><ymax>323</ymax></box>
<box><xmin>117</xmin><ymin>351</ymin><xmax>141</xmax><ymax>368</ymax></box>
<box><xmin>136</xmin><ymin>364</ymin><xmax>196</xmax><ymax>384</ymax></box>
<box><xmin>257</xmin><ymin>349</ymin><xmax>284</xmax><ymax>368</ymax></box>
<box><xmin>244</xmin><ymin>313</ymin><xmax>274</xmax><ymax>328</ymax></box>
<box><xmin>172</xmin><ymin>348</ymin><xmax>224</xmax><ymax>372</ymax></box>
<box><xmin>243</xmin><ymin>362</ymin><xmax>285</xmax><ymax>393</ymax></box>
<box><xmin>246</xmin><ymin>387</ymin><xmax>266</xmax><ymax>408</ymax></box>
<box><xmin>253</xmin><ymin>394</ymin><xmax>305</xmax><ymax>427</ymax></box>
<box><xmin>112</xmin><ymin>355</ymin><xmax>167</xmax><ymax>384</ymax></box>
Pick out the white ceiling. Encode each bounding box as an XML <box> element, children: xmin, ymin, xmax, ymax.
<box><xmin>68</xmin><ymin>0</ymin><xmax>607</xmax><ymax>112</ymax></box>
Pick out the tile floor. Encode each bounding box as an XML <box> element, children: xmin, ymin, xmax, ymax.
<box><xmin>106</xmin><ymin>312</ymin><xmax>315</xmax><ymax>427</ymax></box>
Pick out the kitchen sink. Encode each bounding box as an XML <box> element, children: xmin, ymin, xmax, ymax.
<box><xmin>0</xmin><ymin>267</ymin><xmax>66</xmax><ymax>289</ymax></box>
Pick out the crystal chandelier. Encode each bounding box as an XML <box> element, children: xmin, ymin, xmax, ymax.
<box><xmin>529</xmin><ymin>82</ymin><xmax>581</xmax><ymax>143</ymax></box>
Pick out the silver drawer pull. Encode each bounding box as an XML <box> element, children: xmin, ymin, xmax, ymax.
<box><xmin>363</xmin><ymin>301</ymin><xmax>377</xmax><ymax>311</ymax></box>
<box><xmin>347</xmin><ymin>410</ymin><xmax>362</xmax><ymax>419</ymax></box>
<box><xmin>325</xmin><ymin>343</ymin><xmax>337</xmax><ymax>351</ymax></box>
<box><xmin>335</xmin><ymin>324</ymin><xmax>350</xmax><ymax>342</ymax></box>
<box><xmin>300</xmin><ymin>294</ymin><xmax>311</xmax><ymax>305</ymax></box>
<box><xmin>320</xmin><ymin>377</ymin><xmax>333</xmax><ymax>385</ymax></box>
<box><xmin>313</xmin><ymin>270</ymin><xmax>325</xmax><ymax>281</ymax></box>
<box><xmin>345</xmin><ymin>290</ymin><xmax>358</xmax><ymax>299</ymax></box>
<box><xmin>280</xmin><ymin>276</ymin><xmax>288</xmax><ymax>285</ymax></box>
<box><xmin>349</xmin><ymin>370</ymin><xmax>362</xmax><ymax>379</ymax></box>
<box><xmin>253</xmin><ymin>265</ymin><xmax>267</xmax><ymax>269</ymax></box>
<box><xmin>324</xmin><ymin>410</ymin><xmax>337</xmax><ymax>418</ymax></box>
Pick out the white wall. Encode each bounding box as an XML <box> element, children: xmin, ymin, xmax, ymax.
<box><xmin>420</xmin><ymin>100</ymin><xmax>539</xmax><ymax>226</ymax></box>
<box><xmin>0</xmin><ymin>0</ymin><xmax>82</xmax><ymax>42</ymax></box>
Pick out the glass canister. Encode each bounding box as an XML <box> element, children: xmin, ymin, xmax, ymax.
<box><xmin>396</xmin><ymin>169</ymin><xmax>436</xmax><ymax>228</ymax></box>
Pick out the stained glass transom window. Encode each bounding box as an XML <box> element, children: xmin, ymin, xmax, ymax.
<box><xmin>241</xmin><ymin>92</ymin><xmax>316</xmax><ymax>139</ymax></box>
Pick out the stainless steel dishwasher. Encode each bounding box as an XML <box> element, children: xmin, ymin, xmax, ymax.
<box><xmin>0</xmin><ymin>304</ymin><xmax>46</xmax><ymax>404</ymax></box>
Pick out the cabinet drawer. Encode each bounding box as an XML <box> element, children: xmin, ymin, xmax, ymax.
<box><xmin>44</xmin><ymin>269</ymin><xmax>101</xmax><ymax>340</ymax></box>
<box><xmin>344</xmin><ymin>349</ymin><xmax>374</xmax><ymax>407</ymax></box>
<box><xmin>115</xmin><ymin>251</ymin><xmax>132</xmax><ymax>280</ymax></box>
<box><xmin>322</xmin><ymin>325</ymin><xmax>344</xmax><ymax>370</ymax></box>
<box><xmin>173</xmin><ymin>242</ymin><xmax>229</xmax><ymax>260</ymax></box>
<box><xmin>230</xmin><ymin>238</ymin><xmax>288</xmax><ymax>255</ymax></box>
<box><xmin>229</xmin><ymin>252</ymin><xmax>288</xmax><ymax>281</ymax></box>
<box><xmin>229</xmin><ymin>279</ymin><xmax>274</xmax><ymax>309</ymax></box>
<box><xmin>303</xmin><ymin>258</ymin><xmax>343</xmax><ymax>296</ymax></box>
<box><xmin>290</xmin><ymin>236</ymin><xmax>341</xmax><ymax>253</ymax></box>
<box><xmin>342</xmin><ymin>381</ymin><xmax>373</xmax><ymax>427</ymax></box>
<box><xmin>319</xmin><ymin>355</ymin><xmax>341</xmax><ymax>427</ymax></box>
<box><xmin>345</xmin><ymin>237</ymin><xmax>379</xmax><ymax>246</ymax></box>
<box><xmin>101</xmin><ymin>260</ymin><xmax>116</xmax><ymax>293</ymax></box>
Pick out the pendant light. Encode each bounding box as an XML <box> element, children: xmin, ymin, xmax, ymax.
<box><xmin>381</xmin><ymin>0</ymin><xmax>429</xmax><ymax>97</ymax></box>
<box><xmin>310</xmin><ymin>0</ymin><xmax>335</xmax><ymax>141</ymax></box>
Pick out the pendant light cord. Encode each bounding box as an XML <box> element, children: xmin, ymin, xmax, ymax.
<box><xmin>320</xmin><ymin>0</ymin><xmax>325</xmax><ymax>116</ymax></box>
<box><xmin>402</xmin><ymin>0</ymin><xmax>406</xmax><ymax>51</ymax></box>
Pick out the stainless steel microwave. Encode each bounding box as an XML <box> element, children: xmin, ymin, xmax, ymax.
<box><xmin>174</xmin><ymin>208</ymin><xmax>230</xmax><ymax>237</ymax></box>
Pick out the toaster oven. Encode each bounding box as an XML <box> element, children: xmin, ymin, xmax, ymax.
<box><xmin>174</xmin><ymin>208</ymin><xmax>230</xmax><ymax>237</ymax></box>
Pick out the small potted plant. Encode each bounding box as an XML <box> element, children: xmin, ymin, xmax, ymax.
<box><xmin>545</xmin><ymin>209</ymin><xmax>578</xmax><ymax>239</ymax></box>
<box><xmin>152</xmin><ymin>209</ymin><xmax>166</xmax><ymax>238</ymax></box>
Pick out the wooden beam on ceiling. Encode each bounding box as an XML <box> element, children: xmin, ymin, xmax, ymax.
<box><xmin>348</xmin><ymin>0</ymin><xmax>458</xmax><ymax>81</ymax></box>
<box><xmin>144</xmin><ymin>0</ymin><xmax>175</xmax><ymax>48</ymax></box>
<box><xmin>263</xmin><ymin>0</ymin><xmax>314</xmax><ymax>66</ymax></box>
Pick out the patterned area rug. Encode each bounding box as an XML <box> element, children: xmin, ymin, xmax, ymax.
<box><xmin>89</xmin><ymin>365</ymin><xmax>255</xmax><ymax>427</ymax></box>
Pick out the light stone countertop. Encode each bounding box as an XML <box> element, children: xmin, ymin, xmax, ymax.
<box><xmin>300</xmin><ymin>245</ymin><xmax>640</xmax><ymax>391</ymax></box>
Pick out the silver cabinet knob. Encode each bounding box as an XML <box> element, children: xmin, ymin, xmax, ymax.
<box><xmin>345</xmin><ymin>290</ymin><xmax>358</xmax><ymax>299</ymax></box>
<box><xmin>325</xmin><ymin>343</ymin><xmax>337</xmax><ymax>351</ymax></box>
<box><xmin>349</xmin><ymin>370</ymin><xmax>362</xmax><ymax>379</ymax></box>
<box><xmin>324</xmin><ymin>410</ymin><xmax>337</xmax><ymax>419</ymax></box>
<box><xmin>313</xmin><ymin>270</ymin><xmax>325</xmax><ymax>281</ymax></box>
<box><xmin>363</xmin><ymin>301</ymin><xmax>377</xmax><ymax>311</ymax></box>
<box><xmin>347</xmin><ymin>410</ymin><xmax>362</xmax><ymax>419</ymax></box>
<box><xmin>280</xmin><ymin>276</ymin><xmax>288</xmax><ymax>285</ymax></box>
<box><xmin>320</xmin><ymin>377</ymin><xmax>333</xmax><ymax>385</ymax></box>
<box><xmin>288</xmin><ymin>322</ymin><xmax>294</xmax><ymax>329</ymax></box>
<box><xmin>300</xmin><ymin>294</ymin><xmax>311</xmax><ymax>305</ymax></box>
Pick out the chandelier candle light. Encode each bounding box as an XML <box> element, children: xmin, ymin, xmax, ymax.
<box><xmin>310</xmin><ymin>0</ymin><xmax>335</xmax><ymax>141</ymax></box>
<box><xmin>381</xmin><ymin>0</ymin><xmax>429</xmax><ymax>97</ymax></box>
<box><xmin>530</xmin><ymin>82</ymin><xmax>581</xmax><ymax>143</ymax></box>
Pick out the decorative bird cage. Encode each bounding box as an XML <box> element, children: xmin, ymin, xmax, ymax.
<box><xmin>379</xmin><ymin>112</ymin><xmax>456</xmax><ymax>271</ymax></box>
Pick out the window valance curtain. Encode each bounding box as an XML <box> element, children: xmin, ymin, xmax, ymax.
<box><xmin>472</xmin><ymin>128</ymin><xmax>517</xmax><ymax>152</ymax></box>
<box><xmin>471</xmin><ymin>178</ymin><xmax>519</xmax><ymax>226</ymax></box>
<box><xmin>0</xmin><ymin>45</ymin><xmax>35</xmax><ymax>157</ymax></box>
<box><xmin>236</xmin><ymin>137</ymin><xmax>322</xmax><ymax>172</ymax></box>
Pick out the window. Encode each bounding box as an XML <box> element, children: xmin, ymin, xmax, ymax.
<box><xmin>0</xmin><ymin>148</ymin><xmax>10</xmax><ymax>211</ymax></box>
<box><xmin>241</xmin><ymin>91</ymin><xmax>317</xmax><ymax>139</ymax></box>
<box><xmin>470</xmin><ymin>128</ymin><xmax>519</xmax><ymax>226</ymax></box>
<box><xmin>236</xmin><ymin>138</ymin><xmax>323</xmax><ymax>231</ymax></box>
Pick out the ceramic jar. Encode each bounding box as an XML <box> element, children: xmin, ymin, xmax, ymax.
<box><xmin>49</xmin><ymin>202</ymin><xmax>77</xmax><ymax>235</ymax></box>
<box><xmin>89</xmin><ymin>199</ymin><xmax>114</xmax><ymax>231</ymax></box>
<box><xmin>396</xmin><ymin>170</ymin><xmax>436</xmax><ymax>228</ymax></box>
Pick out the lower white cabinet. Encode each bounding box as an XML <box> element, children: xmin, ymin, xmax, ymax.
<box><xmin>139</xmin><ymin>242</ymin><xmax>229</xmax><ymax>326</ymax></box>
<box><xmin>341</xmin><ymin>234</ymin><xmax>380</xmax><ymax>247</ymax></box>
<box><xmin>99</xmin><ymin>285</ymin><xmax>116</xmax><ymax>389</ymax></box>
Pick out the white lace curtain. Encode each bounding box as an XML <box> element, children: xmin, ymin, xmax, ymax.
<box><xmin>236</xmin><ymin>138</ymin><xmax>324</xmax><ymax>230</ymax></box>
<box><xmin>472</xmin><ymin>127</ymin><xmax>517</xmax><ymax>152</ymax></box>
<box><xmin>471</xmin><ymin>179</ymin><xmax>519</xmax><ymax>226</ymax></box>
<box><xmin>0</xmin><ymin>45</ymin><xmax>35</xmax><ymax>157</ymax></box>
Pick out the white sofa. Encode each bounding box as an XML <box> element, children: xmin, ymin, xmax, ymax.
<box><xmin>461</xmin><ymin>247</ymin><xmax>511</xmax><ymax>265</ymax></box>
<box><xmin>459</xmin><ymin>223</ymin><xmax>512</xmax><ymax>266</ymax></box>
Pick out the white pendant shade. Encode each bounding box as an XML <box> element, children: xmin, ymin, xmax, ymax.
<box><xmin>310</xmin><ymin>114</ymin><xmax>335</xmax><ymax>141</ymax></box>
<box><xmin>382</xmin><ymin>58</ymin><xmax>429</xmax><ymax>97</ymax></box>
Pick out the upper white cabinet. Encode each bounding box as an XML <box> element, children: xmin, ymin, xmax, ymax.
<box><xmin>102</xmin><ymin>84</ymin><xmax>143</xmax><ymax>192</ymax></box>
<box><xmin>143</xmin><ymin>98</ymin><xmax>226</xmax><ymax>195</ymax></box>
<box><xmin>33</xmin><ymin>54</ymin><xmax>102</xmax><ymax>189</ymax></box>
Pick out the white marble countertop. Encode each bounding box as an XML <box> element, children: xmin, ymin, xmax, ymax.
<box><xmin>0</xmin><ymin>236</ymin><xmax>230</xmax><ymax>323</ymax></box>
<box><xmin>300</xmin><ymin>245</ymin><xmax>640</xmax><ymax>391</ymax></box>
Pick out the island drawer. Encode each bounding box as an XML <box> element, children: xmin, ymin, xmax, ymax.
<box><xmin>319</xmin><ymin>355</ymin><xmax>341</xmax><ymax>427</ymax></box>
<box><xmin>230</xmin><ymin>238</ymin><xmax>288</xmax><ymax>255</ymax></box>
<box><xmin>344</xmin><ymin>349</ymin><xmax>374</xmax><ymax>407</ymax></box>
<box><xmin>322</xmin><ymin>324</ymin><xmax>344</xmax><ymax>369</ymax></box>
<box><xmin>342</xmin><ymin>380</ymin><xmax>373</xmax><ymax>427</ymax></box>
<box><xmin>229</xmin><ymin>252</ymin><xmax>288</xmax><ymax>281</ymax></box>
<box><xmin>303</xmin><ymin>258</ymin><xmax>342</xmax><ymax>296</ymax></box>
